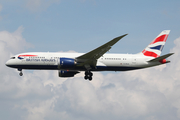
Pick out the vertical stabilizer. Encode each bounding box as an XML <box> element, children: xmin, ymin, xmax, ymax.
<box><xmin>142</xmin><ymin>30</ymin><xmax>170</xmax><ymax>58</ymax></box>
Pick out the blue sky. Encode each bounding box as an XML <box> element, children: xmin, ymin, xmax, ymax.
<box><xmin>1</xmin><ymin>0</ymin><xmax>179</xmax><ymax>54</ymax></box>
<box><xmin>1</xmin><ymin>1</ymin><xmax>180</xmax><ymax>120</ymax></box>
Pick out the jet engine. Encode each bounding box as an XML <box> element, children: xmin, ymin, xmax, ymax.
<box><xmin>58</xmin><ymin>70</ymin><xmax>79</xmax><ymax>77</ymax></box>
<box><xmin>58</xmin><ymin>58</ymin><xmax>76</xmax><ymax>69</ymax></box>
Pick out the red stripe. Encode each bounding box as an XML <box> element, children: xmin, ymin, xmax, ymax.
<box><xmin>18</xmin><ymin>55</ymin><xmax>37</xmax><ymax>57</ymax></box>
<box><xmin>150</xmin><ymin>34</ymin><xmax>168</xmax><ymax>44</ymax></box>
<box><xmin>142</xmin><ymin>50</ymin><xmax>159</xmax><ymax>58</ymax></box>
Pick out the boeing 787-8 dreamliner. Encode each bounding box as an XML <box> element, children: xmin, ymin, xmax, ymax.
<box><xmin>6</xmin><ymin>30</ymin><xmax>173</xmax><ymax>81</ymax></box>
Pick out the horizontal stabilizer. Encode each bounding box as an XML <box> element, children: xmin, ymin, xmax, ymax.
<box><xmin>148</xmin><ymin>53</ymin><xmax>174</xmax><ymax>62</ymax></box>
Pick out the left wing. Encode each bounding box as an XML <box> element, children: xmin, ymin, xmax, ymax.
<box><xmin>75</xmin><ymin>34</ymin><xmax>128</xmax><ymax>69</ymax></box>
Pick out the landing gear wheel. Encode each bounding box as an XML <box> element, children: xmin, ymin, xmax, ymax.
<box><xmin>18</xmin><ymin>68</ymin><xmax>23</xmax><ymax>76</ymax></box>
<box><xmin>84</xmin><ymin>71</ymin><xmax>93</xmax><ymax>81</ymax></box>
<box><xmin>19</xmin><ymin>72</ymin><xmax>23</xmax><ymax>76</ymax></box>
<box><xmin>89</xmin><ymin>76</ymin><xmax>92</xmax><ymax>81</ymax></box>
<box><xmin>84</xmin><ymin>76</ymin><xmax>88</xmax><ymax>80</ymax></box>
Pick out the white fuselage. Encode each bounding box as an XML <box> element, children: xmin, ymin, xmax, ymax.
<box><xmin>5</xmin><ymin>30</ymin><xmax>172</xmax><ymax>80</ymax></box>
<box><xmin>6</xmin><ymin>52</ymin><xmax>161</xmax><ymax>71</ymax></box>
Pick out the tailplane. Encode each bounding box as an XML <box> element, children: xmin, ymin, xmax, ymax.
<box><xmin>148</xmin><ymin>53</ymin><xmax>174</xmax><ymax>64</ymax></box>
<box><xmin>142</xmin><ymin>30</ymin><xmax>170</xmax><ymax>58</ymax></box>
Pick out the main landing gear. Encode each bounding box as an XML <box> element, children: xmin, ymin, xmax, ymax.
<box><xmin>84</xmin><ymin>71</ymin><xmax>93</xmax><ymax>81</ymax></box>
<box><xmin>18</xmin><ymin>68</ymin><xmax>23</xmax><ymax>76</ymax></box>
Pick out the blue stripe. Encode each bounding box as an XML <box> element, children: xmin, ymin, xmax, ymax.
<box><xmin>7</xmin><ymin>65</ymin><xmax>58</xmax><ymax>70</ymax></box>
<box><xmin>95</xmin><ymin>66</ymin><xmax>142</xmax><ymax>71</ymax></box>
<box><xmin>149</xmin><ymin>45</ymin><xmax>164</xmax><ymax>51</ymax></box>
<box><xmin>18</xmin><ymin>57</ymin><xmax>24</xmax><ymax>60</ymax></box>
<box><xmin>7</xmin><ymin>65</ymin><xmax>142</xmax><ymax>71</ymax></box>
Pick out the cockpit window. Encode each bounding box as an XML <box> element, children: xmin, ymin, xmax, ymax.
<box><xmin>10</xmin><ymin>57</ymin><xmax>15</xmax><ymax>59</ymax></box>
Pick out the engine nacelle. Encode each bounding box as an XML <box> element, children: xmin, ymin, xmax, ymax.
<box><xmin>58</xmin><ymin>58</ymin><xmax>76</xmax><ymax>69</ymax></box>
<box><xmin>58</xmin><ymin>70</ymin><xmax>79</xmax><ymax>77</ymax></box>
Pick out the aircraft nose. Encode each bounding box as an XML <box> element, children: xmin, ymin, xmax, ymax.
<box><xmin>5</xmin><ymin>60</ymin><xmax>11</xmax><ymax>67</ymax></box>
<box><xmin>5</xmin><ymin>59</ymin><xmax>18</xmax><ymax>68</ymax></box>
<box><xmin>6</xmin><ymin>60</ymin><xmax>9</xmax><ymax>66</ymax></box>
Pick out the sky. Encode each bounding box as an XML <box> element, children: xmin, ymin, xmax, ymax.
<box><xmin>1</xmin><ymin>0</ymin><xmax>180</xmax><ymax>120</ymax></box>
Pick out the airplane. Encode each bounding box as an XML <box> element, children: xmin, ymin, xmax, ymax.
<box><xmin>6</xmin><ymin>30</ymin><xmax>174</xmax><ymax>81</ymax></box>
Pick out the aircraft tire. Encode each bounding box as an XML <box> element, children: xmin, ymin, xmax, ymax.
<box><xmin>84</xmin><ymin>71</ymin><xmax>93</xmax><ymax>81</ymax></box>
<box><xmin>19</xmin><ymin>72</ymin><xmax>23</xmax><ymax>76</ymax></box>
<box><xmin>89</xmin><ymin>76</ymin><xmax>92</xmax><ymax>81</ymax></box>
<box><xmin>84</xmin><ymin>76</ymin><xmax>88</xmax><ymax>80</ymax></box>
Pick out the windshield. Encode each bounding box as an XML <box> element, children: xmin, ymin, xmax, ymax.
<box><xmin>10</xmin><ymin>57</ymin><xmax>15</xmax><ymax>59</ymax></box>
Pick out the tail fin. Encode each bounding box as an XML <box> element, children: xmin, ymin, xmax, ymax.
<box><xmin>142</xmin><ymin>30</ymin><xmax>170</xmax><ymax>58</ymax></box>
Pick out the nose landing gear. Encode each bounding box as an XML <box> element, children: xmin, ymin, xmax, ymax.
<box><xmin>84</xmin><ymin>71</ymin><xmax>93</xmax><ymax>81</ymax></box>
<box><xmin>18</xmin><ymin>68</ymin><xmax>23</xmax><ymax>76</ymax></box>
<box><xmin>19</xmin><ymin>72</ymin><xmax>23</xmax><ymax>76</ymax></box>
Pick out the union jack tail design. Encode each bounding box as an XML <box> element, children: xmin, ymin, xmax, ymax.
<box><xmin>142</xmin><ymin>30</ymin><xmax>170</xmax><ymax>58</ymax></box>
